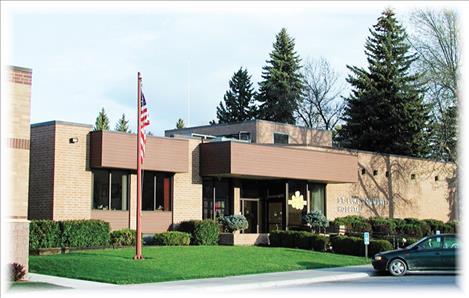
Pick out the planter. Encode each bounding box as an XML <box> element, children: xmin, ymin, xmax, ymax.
<box><xmin>219</xmin><ymin>233</ymin><xmax>269</xmax><ymax>246</ymax></box>
<box><xmin>29</xmin><ymin>247</ymin><xmax>62</xmax><ymax>256</ymax></box>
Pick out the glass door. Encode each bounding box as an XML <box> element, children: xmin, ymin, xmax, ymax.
<box><xmin>241</xmin><ymin>199</ymin><xmax>259</xmax><ymax>233</ymax></box>
<box><xmin>268</xmin><ymin>200</ymin><xmax>283</xmax><ymax>232</ymax></box>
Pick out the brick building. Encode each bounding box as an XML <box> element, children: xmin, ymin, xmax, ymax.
<box><xmin>4</xmin><ymin>66</ymin><xmax>32</xmax><ymax>270</ymax></box>
<box><xmin>27</xmin><ymin>119</ymin><xmax>457</xmax><ymax>241</ymax></box>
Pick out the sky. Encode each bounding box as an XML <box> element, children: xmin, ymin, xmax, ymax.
<box><xmin>2</xmin><ymin>1</ymin><xmax>465</xmax><ymax>136</ymax></box>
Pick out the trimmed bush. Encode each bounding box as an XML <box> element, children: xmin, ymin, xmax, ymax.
<box><xmin>369</xmin><ymin>217</ymin><xmax>395</xmax><ymax>236</ymax></box>
<box><xmin>110</xmin><ymin>229</ymin><xmax>136</xmax><ymax>247</ymax></box>
<box><xmin>178</xmin><ymin>220</ymin><xmax>219</xmax><ymax>245</ymax></box>
<box><xmin>404</xmin><ymin>218</ymin><xmax>431</xmax><ymax>236</ymax></box>
<box><xmin>269</xmin><ymin>230</ymin><xmax>329</xmax><ymax>252</ymax></box>
<box><xmin>423</xmin><ymin>219</ymin><xmax>445</xmax><ymax>233</ymax></box>
<box><xmin>61</xmin><ymin>220</ymin><xmax>110</xmax><ymax>248</ymax></box>
<box><xmin>444</xmin><ymin>221</ymin><xmax>457</xmax><ymax>233</ymax></box>
<box><xmin>333</xmin><ymin>215</ymin><xmax>371</xmax><ymax>233</ymax></box>
<box><xmin>331</xmin><ymin>235</ymin><xmax>392</xmax><ymax>257</ymax></box>
<box><xmin>220</xmin><ymin>214</ymin><xmax>249</xmax><ymax>232</ymax></box>
<box><xmin>29</xmin><ymin>220</ymin><xmax>62</xmax><ymax>250</ymax></box>
<box><xmin>154</xmin><ymin>231</ymin><xmax>190</xmax><ymax>246</ymax></box>
<box><xmin>368</xmin><ymin>239</ymin><xmax>393</xmax><ymax>256</ymax></box>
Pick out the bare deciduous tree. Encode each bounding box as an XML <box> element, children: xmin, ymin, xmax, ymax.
<box><xmin>408</xmin><ymin>9</ymin><xmax>459</xmax><ymax>162</ymax></box>
<box><xmin>296</xmin><ymin>57</ymin><xmax>345</xmax><ymax>133</ymax></box>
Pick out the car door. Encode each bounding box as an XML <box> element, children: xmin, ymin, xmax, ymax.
<box><xmin>441</xmin><ymin>235</ymin><xmax>458</xmax><ymax>270</ymax></box>
<box><xmin>408</xmin><ymin>236</ymin><xmax>444</xmax><ymax>270</ymax></box>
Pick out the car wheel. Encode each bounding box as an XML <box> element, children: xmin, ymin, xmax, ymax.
<box><xmin>388</xmin><ymin>259</ymin><xmax>407</xmax><ymax>276</ymax></box>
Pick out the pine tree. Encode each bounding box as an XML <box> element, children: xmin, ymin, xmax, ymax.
<box><xmin>216</xmin><ymin>67</ymin><xmax>257</xmax><ymax>123</ymax></box>
<box><xmin>340</xmin><ymin>9</ymin><xmax>430</xmax><ymax>157</ymax></box>
<box><xmin>257</xmin><ymin>28</ymin><xmax>303</xmax><ymax>124</ymax></box>
<box><xmin>94</xmin><ymin>108</ymin><xmax>110</xmax><ymax>131</ymax></box>
<box><xmin>115</xmin><ymin>114</ymin><xmax>131</xmax><ymax>133</ymax></box>
<box><xmin>176</xmin><ymin>118</ymin><xmax>185</xmax><ymax>129</ymax></box>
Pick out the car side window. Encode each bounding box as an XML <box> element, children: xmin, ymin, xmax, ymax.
<box><xmin>418</xmin><ymin>237</ymin><xmax>443</xmax><ymax>250</ymax></box>
<box><xmin>443</xmin><ymin>236</ymin><xmax>458</xmax><ymax>249</ymax></box>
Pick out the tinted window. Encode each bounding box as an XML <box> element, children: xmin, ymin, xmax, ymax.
<box><xmin>93</xmin><ymin>170</ymin><xmax>109</xmax><ymax>210</ymax></box>
<box><xmin>444</xmin><ymin>236</ymin><xmax>458</xmax><ymax>249</ymax></box>
<box><xmin>418</xmin><ymin>236</ymin><xmax>443</xmax><ymax>250</ymax></box>
<box><xmin>274</xmin><ymin>133</ymin><xmax>289</xmax><ymax>144</ymax></box>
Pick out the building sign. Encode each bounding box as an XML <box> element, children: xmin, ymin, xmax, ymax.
<box><xmin>288</xmin><ymin>191</ymin><xmax>307</xmax><ymax>210</ymax></box>
<box><xmin>336</xmin><ymin>196</ymin><xmax>389</xmax><ymax>213</ymax></box>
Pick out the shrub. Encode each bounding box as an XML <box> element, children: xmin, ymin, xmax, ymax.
<box><xmin>154</xmin><ymin>231</ymin><xmax>190</xmax><ymax>246</ymax></box>
<box><xmin>444</xmin><ymin>221</ymin><xmax>457</xmax><ymax>233</ymax></box>
<box><xmin>9</xmin><ymin>263</ymin><xmax>26</xmax><ymax>281</ymax></box>
<box><xmin>368</xmin><ymin>239</ymin><xmax>393</xmax><ymax>256</ymax></box>
<box><xmin>61</xmin><ymin>220</ymin><xmax>110</xmax><ymax>248</ymax></box>
<box><xmin>219</xmin><ymin>214</ymin><xmax>249</xmax><ymax>233</ymax></box>
<box><xmin>268</xmin><ymin>230</ymin><xmax>329</xmax><ymax>252</ymax></box>
<box><xmin>110</xmin><ymin>229</ymin><xmax>136</xmax><ymax>247</ymax></box>
<box><xmin>331</xmin><ymin>235</ymin><xmax>392</xmax><ymax>257</ymax></box>
<box><xmin>404</xmin><ymin>218</ymin><xmax>431</xmax><ymax>236</ymax></box>
<box><xmin>29</xmin><ymin>220</ymin><xmax>61</xmax><ymax>250</ymax></box>
<box><xmin>178</xmin><ymin>220</ymin><xmax>219</xmax><ymax>245</ymax></box>
<box><xmin>333</xmin><ymin>216</ymin><xmax>371</xmax><ymax>233</ymax></box>
<box><xmin>303</xmin><ymin>210</ymin><xmax>329</xmax><ymax>233</ymax></box>
<box><xmin>423</xmin><ymin>219</ymin><xmax>445</xmax><ymax>233</ymax></box>
<box><xmin>368</xmin><ymin>217</ymin><xmax>396</xmax><ymax>236</ymax></box>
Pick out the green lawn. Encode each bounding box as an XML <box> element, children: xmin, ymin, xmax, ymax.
<box><xmin>9</xmin><ymin>281</ymin><xmax>69</xmax><ymax>291</ymax></box>
<box><xmin>30</xmin><ymin>246</ymin><xmax>369</xmax><ymax>284</ymax></box>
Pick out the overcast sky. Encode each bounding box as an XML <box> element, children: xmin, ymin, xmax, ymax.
<box><xmin>2</xmin><ymin>1</ymin><xmax>464</xmax><ymax>135</ymax></box>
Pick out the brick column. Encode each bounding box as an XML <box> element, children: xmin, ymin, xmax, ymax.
<box><xmin>129</xmin><ymin>174</ymin><xmax>137</xmax><ymax>229</ymax></box>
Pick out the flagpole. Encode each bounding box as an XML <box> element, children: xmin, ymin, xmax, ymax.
<box><xmin>134</xmin><ymin>72</ymin><xmax>143</xmax><ymax>260</ymax></box>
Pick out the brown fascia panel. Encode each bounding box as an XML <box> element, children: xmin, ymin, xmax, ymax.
<box><xmin>200</xmin><ymin>141</ymin><xmax>358</xmax><ymax>183</ymax></box>
<box><xmin>90</xmin><ymin>131</ymin><xmax>189</xmax><ymax>172</ymax></box>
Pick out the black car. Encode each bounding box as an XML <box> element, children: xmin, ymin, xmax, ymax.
<box><xmin>372</xmin><ymin>234</ymin><xmax>458</xmax><ymax>276</ymax></box>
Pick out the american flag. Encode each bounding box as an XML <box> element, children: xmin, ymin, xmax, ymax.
<box><xmin>139</xmin><ymin>92</ymin><xmax>150</xmax><ymax>164</ymax></box>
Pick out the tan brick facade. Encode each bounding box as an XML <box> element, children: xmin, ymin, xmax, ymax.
<box><xmin>172</xmin><ymin>138</ymin><xmax>203</xmax><ymax>224</ymax></box>
<box><xmin>165</xmin><ymin>119</ymin><xmax>332</xmax><ymax>147</ymax></box>
<box><xmin>29</xmin><ymin>121</ymin><xmax>93</xmax><ymax>220</ymax></box>
<box><xmin>5</xmin><ymin>66</ymin><xmax>32</xmax><ymax>271</ymax></box>
<box><xmin>326</xmin><ymin>151</ymin><xmax>457</xmax><ymax>221</ymax></box>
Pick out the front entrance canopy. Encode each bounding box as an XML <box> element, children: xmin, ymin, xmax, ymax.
<box><xmin>200</xmin><ymin>141</ymin><xmax>358</xmax><ymax>183</ymax></box>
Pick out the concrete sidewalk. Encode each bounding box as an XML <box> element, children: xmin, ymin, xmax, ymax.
<box><xmin>26</xmin><ymin>265</ymin><xmax>373</xmax><ymax>292</ymax></box>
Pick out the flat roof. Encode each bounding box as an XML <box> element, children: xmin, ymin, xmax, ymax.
<box><xmin>31</xmin><ymin>120</ymin><xmax>93</xmax><ymax>128</ymax></box>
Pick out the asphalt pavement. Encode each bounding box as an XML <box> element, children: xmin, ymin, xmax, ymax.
<box><xmin>274</xmin><ymin>272</ymin><xmax>458</xmax><ymax>289</ymax></box>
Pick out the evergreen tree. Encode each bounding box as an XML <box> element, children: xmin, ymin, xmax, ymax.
<box><xmin>94</xmin><ymin>108</ymin><xmax>110</xmax><ymax>131</ymax></box>
<box><xmin>257</xmin><ymin>28</ymin><xmax>303</xmax><ymax>124</ymax></box>
<box><xmin>340</xmin><ymin>9</ymin><xmax>430</xmax><ymax>157</ymax></box>
<box><xmin>176</xmin><ymin>118</ymin><xmax>185</xmax><ymax>129</ymax></box>
<box><xmin>115</xmin><ymin>114</ymin><xmax>131</xmax><ymax>133</ymax></box>
<box><xmin>216</xmin><ymin>67</ymin><xmax>257</xmax><ymax>123</ymax></box>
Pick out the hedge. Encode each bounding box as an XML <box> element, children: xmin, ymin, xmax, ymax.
<box><xmin>332</xmin><ymin>215</ymin><xmax>371</xmax><ymax>233</ymax></box>
<box><xmin>29</xmin><ymin>220</ymin><xmax>61</xmax><ymax>250</ymax></box>
<box><xmin>61</xmin><ymin>220</ymin><xmax>111</xmax><ymax>248</ymax></box>
<box><xmin>110</xmin><ymin>229</ymin><xmax>136</xmax><ymax>247</ymax></box>
<box><xmin>29</xmin><ymin>219</ymin><xmax>111</xmax><ymax>249</ymax></box>
<box><xmin>369</xmin><ymin>217</ymin><xmax>396</xmax><ymax>235</ymax></box>
<box><xmin>330</xmin><ymin>235</ymin><xmax>392</xmax><ymax>257</ymax></box>
<box><xmin>269</xmin><ymin>230</ymin><xmax>329</xmax><ymax>252</ymax></box>
<box><xmin>178</xmin><ymin>220</ymin><xmax>219</xmax><ymax>245</ymax></box>
<box><xmin>154</xmin><ymin>231</ymin><xmax>190</xmax><ymax>246</ymax></box>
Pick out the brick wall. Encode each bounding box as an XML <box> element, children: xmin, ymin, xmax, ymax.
<box><xmin>326</xmin><ymin>151</ymin><xmax>457</xmax><ymax>221</ymax></box>
<box><xmin>172</xmin><ymin>138</ymin><xmax>203</xmax><ymax>224</ymax></box>
<box><xmin>6</xmin><ymin>66</ymin><xmax>32</xmax><ymax>271</ymax></box>
<box><xmin>256</xmin><ymin>120</ymin><xmax>332</xmax><ymax>146</ymax></box>
<box><xmin>28</xmin><ymin>125</ymin><xmax>55</xmax><ymax>219</ymax></box>
<box><xmin>52</xmin><ymin>124</ymin><xmax>93</xmax><ymax>220</ymax></box>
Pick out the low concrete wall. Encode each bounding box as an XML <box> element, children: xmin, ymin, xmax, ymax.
<box><xmin>219</xmin><ymin>233</ymin><xmax>269</xmax><ymax>245</ymax></box>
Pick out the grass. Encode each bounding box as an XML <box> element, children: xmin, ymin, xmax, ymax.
<box><xmin>30</xmin><ymin>246</ymin><xmax>370</xmax><ymax>284</ymax></box>
<box><xmin>9</xmin><ymin>281</ymin><xmax>69</xmax><ymax>291</ymax></box>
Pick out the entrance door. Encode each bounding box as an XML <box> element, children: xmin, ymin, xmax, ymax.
<box><xmin>268</xmin><ymin>201</ymin><xmax>283</xmax><ymax>232</ymax></box>
<box><xmin>241</xmin><ymin>199</ymin><xmax>259</xmax><ymax>233</ymax></box>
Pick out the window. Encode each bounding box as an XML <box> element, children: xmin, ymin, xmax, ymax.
<box><xmin>373</xmin><ymin>170</ymin><xmax>378</xmax><ymax>176</ymax></box>
<box><xmin>92</xmin><ymin>169</ymin><xmax>129</xmax><ymax>210</ymax></box>
<box><xmin>273</xmin><ymin>133</ymin><xmax>289</xmax><ymax>144</ymax></box>
<box><xmin>142</xmin><ymin>171</ymin><xmax>173</xmax><ymax>211</ymax></box>
<box><xmin>435</xmin><ymin>176</ymin><xmax>439</xmax><ymax>182</ymax></box>
<box><xmin>411</xmin><ymin>174</ymin><xmax>416</xmax><ymax>180</ymax></box>
<box><xmin>202</xmin><ymin>178</ymin><xmax>230</xmax><ymax>219</ymax></box>
<box><xmin>443</xmin><ymin>236</ymin><xmax>458</xmax><ymax>249</ymax></box>
<box><xmin>309</xmin><ymin>183</ymin><xmax>325</xmax><ymax>215</ymax></box>
<box><xmin>418</xmin><ymin>236</ymin><xmax>443</xmax><ymax>250</ymax></box>
<box><xmin>361</xmin><ymin>169</ymin><xmax>366</xmax><ymax>175</ymax></box>
<box><xmin>385</xmin><ymin>171</ymin><xmax>389</xmax><ymax>178</ymax></box>
<box><xmin>288</xmin><ymin>180</ymin><xmax>307</xmax><ymax>227</ymax></box>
